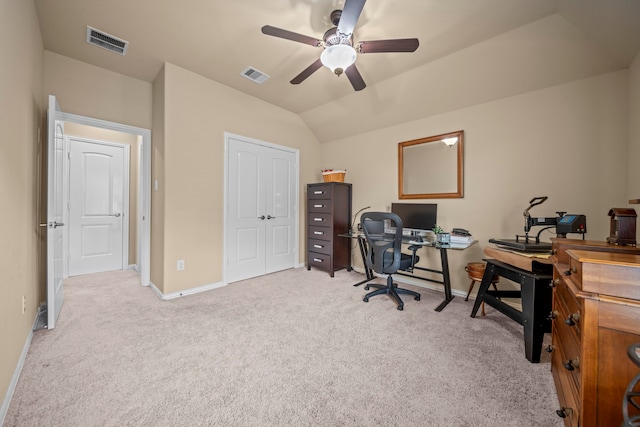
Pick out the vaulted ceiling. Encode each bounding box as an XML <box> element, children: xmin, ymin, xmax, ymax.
<box><xmin>35</xmin><ymin>0</ymin><xmax>640</xmax><ymax>142</ymax></box>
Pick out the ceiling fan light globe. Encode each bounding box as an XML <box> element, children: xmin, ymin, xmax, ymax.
<box><xmin>320</xmin><ymin>44</ymin><xmax>356</xmax><ymax>76</ymax></box>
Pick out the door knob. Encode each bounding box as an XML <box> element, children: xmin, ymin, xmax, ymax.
<box><xmin>42</xmin><ymin>221</ymin><xmax>65</xmax><ymax>228</ymax></box>
<box><xmin>267</xmin><ymin>215</ymin><xmax>275</xmax><ymax>220</ymax></box>
<box><xmin>258</xmin><ymin>215</ymin><xmax>265</xmax><ymax>220</ymax></box>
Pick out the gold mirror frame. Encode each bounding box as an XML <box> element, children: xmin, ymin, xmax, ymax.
<box><xmin>398</xmin><ymin>130</ymin><xmax>464</xmax><ymax>199</ymax></box>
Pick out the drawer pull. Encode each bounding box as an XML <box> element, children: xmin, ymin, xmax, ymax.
<box><xmin>563</xmin><ymin>267</ymin><xmax>577</xmax><ymax>276</ymax></box>
<box><xmin>314</xmin><ymin>231</ymin><xmax>324</xmax><ymax>235</ymax></box>
<box><xmin>551</xmin><ymin>249</ymin><xmax>557</xmax><ymax>255</ymax></box>
<box><xmin>565</xmin><ymin>312</ymin><xmax>581</xmax><ymax>326</ymax></box>
<box><xmin>313</xmin><ymin>191</ymin><xmax>323</xmax><ymax>195</ymax></box>
<box><xmin>313</xmin><ymin>258</ymin><xmax>323</xmax><ymax>263</ymax></box>
<box><xmin>313</xmin><ymin>218</ymin><xmax>324</xmax><ymax>222</ymax></box>
<box><xmin>556</xmin><ymin>407</ymin><xmax>573</xmax><ymax>418</ymax></box>
<box><xmin>545</xmin><ymin>344</ymin><xmax>556</xmax><ymax>353</ymax></box>
<box><xmin>550</xmin><ymin>278</ymin><xmax>561</xmax><ymax>288</ymax></box>
<box><xmin>547</xmin><ymin>311</ymin><xmax>558</xmax><ymax>321</ymax></box>
<box><xmin>313</xmin><ymin>204</ymin><xmax>324</xmax><ymax>208</ymax></box>
<box><xmin>563</xmin><ymin>357</ymin><xmax>579</xmax><ymax>371</ymax></box>
<box><xmin>313</xmin><ymin>244</ymin><xmax>323</xmax><ymax>249</ymax></box>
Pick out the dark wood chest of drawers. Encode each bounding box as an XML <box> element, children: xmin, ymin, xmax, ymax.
<box><xmin>306</xmin><ymin>182</ymin><xmax>352</xmax><ymax>277</ymax></box>
<box><xmin>550</xmin><ymin>238</ymin><xmax>640</xmax><ymax>426</ymax></box>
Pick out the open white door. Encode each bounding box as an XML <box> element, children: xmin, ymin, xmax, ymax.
<box><xmin>46</xmin><ymin>95</ymin><xmax>65</xmax><ymax>329</ymax></box>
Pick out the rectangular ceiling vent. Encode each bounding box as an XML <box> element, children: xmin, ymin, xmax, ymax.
<box><xmin>86</xmin><ymin>26</ymin><xmax>129</xmax><ymax>55</ymax></box>
<box><xmin>241</xmin><ymin>67</ymin><xmax>270</xmax><ymax>84</ymax></box>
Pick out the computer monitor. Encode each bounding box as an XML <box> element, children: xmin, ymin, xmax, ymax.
<box><xmin>391</xmin><ymin>203</ymin><xmax>438</xmax><ymax>233</ymax></box>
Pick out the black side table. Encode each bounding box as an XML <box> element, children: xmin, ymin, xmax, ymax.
<box><xmin>470</xmin><ymin>258</ymin><xmax>553</xmax><ymax>363</ymax></box>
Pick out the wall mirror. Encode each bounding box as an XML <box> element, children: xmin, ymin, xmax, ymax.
<box><xmin>398</xmin><ymin>130</ymin><xmax>464</xmax><ymax>199</ymax></box>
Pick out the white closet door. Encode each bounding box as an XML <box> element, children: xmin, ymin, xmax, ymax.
<box><xmin>264</xmin><ymin>149</ymin><xmax>296</xmax><ymax>274</ymax></box>
<box><xmin>226</xmin><ymin>135</ymin><xmax>297</xmax><ymax>283</ymax></box>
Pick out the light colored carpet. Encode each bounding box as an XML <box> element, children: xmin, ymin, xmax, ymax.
<box><xmin>4</xmin><ymin>268</ymin><xmax>562</xmax><ymax>426</ymax></box>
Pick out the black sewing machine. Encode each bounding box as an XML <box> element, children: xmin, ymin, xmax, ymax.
<box><xmin>490</xmin><ymin>196</ymin><xmax>587</xmax><ymax>252</ymax></box>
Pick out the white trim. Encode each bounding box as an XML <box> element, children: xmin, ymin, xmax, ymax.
<box><xmin>148</xmin><ymin>281</ymin><xmax>226</xmax><ymax>301</ymax></box>
<box><xmin>223</xmin><ymin>132</ymin><xmax>300</xmax><ymax>285</ymax></box>
<box><xmin>0</xmin><ymin>312</ymin><xmax>40</xmax><ymax>425</ymax></box>
<box><xmin>58</xmin><ymin>111</ymin><xmax>151</xmax><ymax>286</ymax></box>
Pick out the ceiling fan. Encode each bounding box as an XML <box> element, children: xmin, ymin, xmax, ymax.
<box><xmin>261</xmin><ymin>0</ymin><xmax>419</xmax><ymax>91</ymax></box>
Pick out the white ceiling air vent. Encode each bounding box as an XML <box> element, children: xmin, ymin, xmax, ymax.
<box><xmin>241</xmin><ymin>67</ymin><xmax>270</xmax><ymax>84</ymax></box>
<box><xmin>86</xmin><ymin>26</ymin><xmax>129</xmax><ymax>55</ymax></box>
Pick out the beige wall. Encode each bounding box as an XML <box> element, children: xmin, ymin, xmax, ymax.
<box><xmin>154</xmin><ymin>63</ymin><xmax>322</xmax><ymax>295</ymax></box>
<box><xmin>629</xmin><ymin>52</ymin><xmax>640</xmax><ymax>203</ymax></box>
<box><xmin>64</xmin><ymin>122</ymin><xmax>140</xmax><ymax>266</ymax></box>
<box><xmin>0</xmin><ymin>0</ymin><xmax>43</xmax><ymax>409</ymax></box>
<box><xmin>44</xmin><ymin>51</ymin><xmax>152</xmax><ymax>130</ymax></box>
<box><xmin>321</xmin><ymin>70</ymin><xmax>630</xmax><ymax>295</ymax></box>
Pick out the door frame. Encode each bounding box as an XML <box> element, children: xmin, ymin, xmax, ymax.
<box><xmin>59</xmin><ymin>111</ymin><xmax>151</xmax><ymax>286</ymax></box>
<box><xmin>66</xmin><ymin>136</ymin><xmax>130</xmax><ymax>276</ymax></box>
<box><xmin>223</xmin><ymin>132</ymin><xmax>299</xmax><ymax>285</ymax></box>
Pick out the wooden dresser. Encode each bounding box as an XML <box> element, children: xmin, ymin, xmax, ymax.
<box><xmin>550</xmin><ymin>239</ymin><xmax>640</xmax><ymax>426</ymax></box>
<box><xmin>306</xmin><ymin>182</ymin><xmax>352</xmax><ymax>277</ymax></box>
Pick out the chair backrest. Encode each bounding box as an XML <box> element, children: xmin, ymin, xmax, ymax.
<box><xmin>361</xmin><ymin>212</ymin><xmax>404</xmax><ymax>275</ymax></box>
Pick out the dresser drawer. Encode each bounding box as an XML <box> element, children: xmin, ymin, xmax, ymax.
<box><xmin>308</xmin><ymin>199</ymin><xmax>332</xmax><ymax>213</ymax></box>
<box><xmin>567</xmin><ymin>257</ymin><xmax>583</xmax><ymax>290</ymax></box>
<box><xmin>308</xmin><ymin>238</ymin><xmax>331</xmax><ymax>255</ymax></box>
<box><xmin>554</xmin><ymin>276</ymin><xmax>582</xmax><ymax>340</ymax></box>
<box><xmin>308</xmin><ymin>225</ymin><xmax>331</xmax><ymax>241</ymax></box>
<box><xmin>551</xmin><ymin>347</ymin><xmax>580</xmax><ymax>427</ymax></box>
<box><xmin>308</xmin><ymin>252</ymin><xmax>331</xmax><ymax>270</ymax></box>
<box><xmin>308</xmin><ymin>185</ymin><xmax>332</xmax><ymax>199</ymax></box>
<box><xmin>308</xmin><ymin>212</ymin><xmax>332</xmax><ymax>226</ymax></box>
<box><xmin>553</xmin><ymin>299</ymin><xmax>582</xmax><ymax>391</ymax></box>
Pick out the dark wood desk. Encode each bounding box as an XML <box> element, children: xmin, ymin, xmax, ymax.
<box><xmin>470</xmin><ymin>247</ymin><xmax>554</xmax><ymax>363</ymax></box>
<box><xmin>341</xmin><ymin>232</ymin><xmax>474</xmax><ymax>311</ymax></box>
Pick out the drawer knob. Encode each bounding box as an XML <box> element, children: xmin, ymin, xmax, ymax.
<box><xmin>563</xmin><ymin>357</ymin><xmax>579</xmax><ymax>371</ymax></box>
<box><xmin>563</xmin><ymin>267</ymin><xmax>577</xmax><ymax>276</ymax></box>
<box><xmin>565</xmin><ymin>312</ymin><xmax>581</xmax><ymax>326</ymax></box>
<box><xmin>550</xmin><ymin>278</ymin><xmax>561</xmax><ymax>288</ymax></box>
<box><xmin>547</xmin><ymin>310</ymin><xmax>559</xmax><ymax>321</ymax></box>
<box><xmin>545</xmin><ymin>344</ymin><xmax>556</xmax><ymax>353</ymax></box>
<box><xmin>551</xmin><ymin>249</ymin><xmax>557</xmax><ymax>255</ymax></box>
<box><xmin>556</xmin><ymin>407</ymin><xmax>573</xmax><ymax>418</ymax></box>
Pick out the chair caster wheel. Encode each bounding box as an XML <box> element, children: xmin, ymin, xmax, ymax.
<box><xmin>415</xmin><ymin>296</ymin><xmax>421</xmax><ymax>301</ymax></box>
<box><xmin>397</xmin><ymin>305</ymin><xmax>404</xmax><ymax>311</ymax></box>
<box><xmin>363</xmin><ymin>297</ymin><xmax>369</xmax><ymax>303</ymax></box>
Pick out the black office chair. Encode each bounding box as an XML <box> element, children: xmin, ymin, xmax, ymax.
<box><xmin>360</xmin><ymin>212</ymin><xmax>421</xmax><ymax>311</ymax></box>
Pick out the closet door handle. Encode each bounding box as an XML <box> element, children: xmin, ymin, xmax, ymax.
<box><xmin>267</xmin><ymin>215</ymin><xmax>275</xmax><ymax>220</ymax></box>
<box><xmin>258</xmin><ymin>215</ymin><xmax>265</xmax><ymax>220</ymax></box>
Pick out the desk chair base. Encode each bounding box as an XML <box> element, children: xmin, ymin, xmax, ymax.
<box><xmin>363</xmin><ymin>275</ymin><xmax>420</xmax><ymax>311</ymax></box>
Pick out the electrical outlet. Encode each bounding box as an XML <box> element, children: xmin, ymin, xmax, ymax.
<box><xmin>22</xmin><ymin>296</ymin><xmax>26</xmax><ymax>314</ymax></box>
<box><xmin>177</xmin><ymin>260</ymin><xmax>185</xmax><ymax>271</ymax></box>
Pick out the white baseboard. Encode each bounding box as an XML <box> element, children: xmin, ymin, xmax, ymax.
<box><xmin>0</xmin><ymin>311</ymin><xmax>40</xmax><ymax>426</ymax></box>
<box><xmin>127</xmin><ymin>264</ymin><xmax>139</xmax><ymax>273</ymax></box>
<box><xmin>148</xmin><ymin>280</ymin><xmax>226</xmax><ymax>301</ymax></box>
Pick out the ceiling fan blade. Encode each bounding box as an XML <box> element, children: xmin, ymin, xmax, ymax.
<box><xmin>261</xmin><ymin>25</ymin><xmax>322</xmax><ymax>47</ymax></box>
<box><xmin>345</xmin><ymin>64</ymin><xmax>366</xmax><ymax>91</ymax></box>
<box><xmin>290</xmin><ymin>59</ymin><xmax>323</xmax><ymax>85</ymax></box>
<box><xmin>337</xmin><ymin>0</ymin><xmax>366</xmax><ymax>37</ymax></box>
<box><xmin>357</xmin><ymin>38</ymin><xmax>419</xmax><ymax>54</ymax></box>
